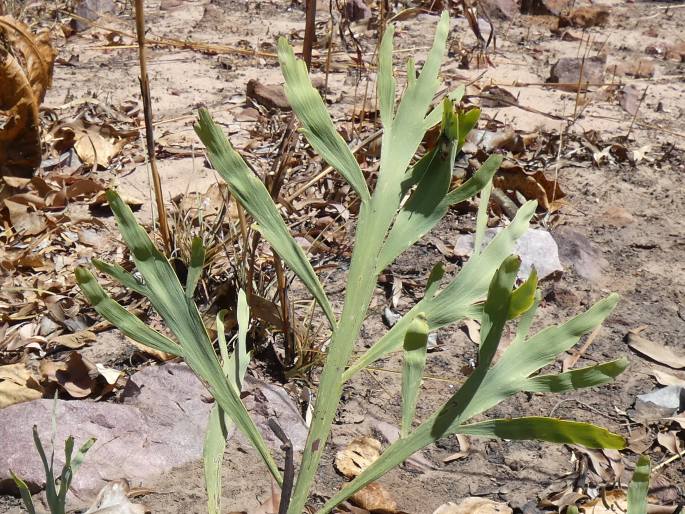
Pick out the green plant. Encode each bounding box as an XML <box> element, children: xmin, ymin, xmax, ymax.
<box><xmin>11</xmin><ymin>398</ymin><xmax>95</xmax><ymax>514</ymax></box>
<box><xmin>76</xmin><ymin>12</ymin><xmax>629</xmax><ymax>514</ymax></box>
<box><xmin>627</xmin><ymin>455</ymin><xmax>651</xmax><ymax>514</ymax></box>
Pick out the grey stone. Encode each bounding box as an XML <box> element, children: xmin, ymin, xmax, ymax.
<box><xmin>548</xmin><ymin>55</ymin><xmax>606</xmax><ymax>90</ymax></box>
<box><xmin>553</xmin><ymin>226</ymin><xmax>608</xmax><ymax>283</ymax></box>
<box><xmin>455</xmin><ymin>228</ymin><xmax>564</xmax><ymax>280</ymax></box>
<box><xmin>0</xmin><ymin>363</ymin><xmax>306</xmax><ymax>502</ymax></box>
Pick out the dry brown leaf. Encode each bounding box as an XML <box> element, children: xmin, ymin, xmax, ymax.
<box><xmin>461</xmin><ymin>320</ymin><xmax>481</xmax><ymax>345</ymax></box>
<box><xmin>350</xmin><ymin>482</ymin><xmax>397</xmax><ymax>514</ymax></box>
<box><xmin>40</xmin><ymin>352</ymin><xmax>98</xmax><ymax>398</ymax></box>
<box><xmin>650</xmin><ymin>369</ymin><xmax>685</xmax><ymax>387</ymax></box>
<box><xmin>3</xmin><ymin>198</ymin><xmax>47</xmax><ymax>235</ymax></box>
<box><xmin>0</xmin><ymin>16</ymin><xmax>55</xmax><ymax>102</ymax></box>
<box><xmin>656</xmin><ymin>431</ymin><xmax>682</xmax><ymax>455</ymax></box>
<box><xmin>0</xmin><ymin>362</ymin><xmax>43</xmax><ymax>408</ymax></box>
<box><xmin>49</xmin><ymin>330</ymin><xmax>97</xmax><ymax>349</ymax></box>
<box><xmin>433</xmin><ymin>498</ymin><xmax>512</xmax><ymax>514</ymax></box>
<box><xmin>627</xmin><ymin>332</ymin><xmax>685</xmax><ymax>369</ymax></box>
<box><xmin>580</xmin><ymin>490</ymin><xmax>628</xmax><ymax>514</ymax></box>
<box><xmin>494</xmin><ymin>162</ymin><xmax>565</xmax><ymax>213</ymax></box>
<box><xmin>126</xmin><ymin>336</ymin><xmax>177</xmax><ymax>362</ymax></box>
<box><xmin>0</xmin><ymin>44</ymin><xmax>41</xmax><ymax>178</ymax></box>
<box><xmin>53</xmin><ymin>120</ymin><xmax>131</xmax><ymax>168</ymax></box>
<box><xmin>335</xmin><ymin>437</ymin><xmax>382</xmax><ymax>478</ymax></box>
<box><xmin>444</xmin><ymin>434</ymin><xmax>471</xmax><ymax>463</ymax></box>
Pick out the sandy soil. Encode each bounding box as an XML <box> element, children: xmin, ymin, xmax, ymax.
<box><xmin>1</xmin><ymin>0</ymin><xmax>684</xmax><ymax>512</ymax></box>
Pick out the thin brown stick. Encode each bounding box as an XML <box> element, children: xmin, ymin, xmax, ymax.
<box><xmin>134</xmin><ymin>0</ymin><xmax>170</xmax><ymax>255</ymax></box>
<box><xmin>303</xmin><ymin>0</ymin><xmax>317</xmax><ymax>69</ymax></box>
<box><xmin>626</xmin><ymin>86</ymin><xmax>648</xmax><ymax>140</ymax></box>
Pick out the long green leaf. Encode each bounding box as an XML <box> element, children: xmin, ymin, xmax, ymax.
<box><xmin>377</xmin><ymin>153</ymin><xmax>503</xmax><ymax>273</ymax></box>
<box><xmin>343</xmin><ymin>200</ymin><xmax>536</xmax><ymax>382</ymax></box>
<box><xmin>204</xmin><ymin>404</ymin><xmax>229</xmax><ymax>514</ymax></box>
<box><xmin>277</xmin><ymin>40</ymin><xmax>370</xmax><ymax>203</ymax></box>
<box><xmin>401</xmin><ymin>314</ymin><xmax>429</xmax><ymax>438</ymax></box>
<box><xmin>627</xmin><ymin>455</ymin><xmax>651</xmax><ymax>514</ymax></box>
<box><xmin>186</xmin><ymin>237</ymin><xmax>205</xmax><ymax>299</ymax></box>
<box><xmin>377</xmin><ymin>25</ymin><xmax>396</xmax><ymax>127</ymax></box>
<box><xmin>456</xmin><ymin>417</ymin><xmax>625</xmax><ymax>449</ymax></box>
<box><xmin>195</xmin><ymin>110</ymin><xmax>336</xmax><ymax>329</ymax></box>
<box><xmin>322</xmin><ymin>256</ymin><xmax>519</xmax><ymax>513</ymax></box>
<box><xmin>10</xmin><ymin>471</ymin><xmax>36</xmax><ymax>514</ymax></box>
<box><xmin>424</xmin><ymin>86</ymin><xmax>466</xmax><ymax>129</ymax></box>
<box><xmin>82</xmin><ymin>190</ymin><xmax>281</xmax><ymax>484</ymax></box>
<box><xmin>523</xmin><ymin>358</ymin><xmax>628</xmax><ymax>393</ymax></box>
<box><xmin>76</xmin><ymin>268</ymin><xmax>184</xmax><ymax>357</ymax></box>
<box><xmin>205</xmin><ymin>291</ymin><xmax>252</xmax><ymax>514</ymax></box>
<box><xmin>92</xmin><ymin>260</ymin><xmax>148</xmax><ymax>296</ymax></box>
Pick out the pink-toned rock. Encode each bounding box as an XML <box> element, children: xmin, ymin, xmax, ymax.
<box><xmin>520</xmin><ymin>0</ymin><xmax>571</xmax><ymax>16</ymax></box>
<box><xmin>0</xmin><ymin>364</ymin><xmax>306</xmax><ymax>503</ymax></box>
<box><xmin>344</xmin><ymin>0</ymin><xmax>372</xmax><ymax>22</ymax></box>
<box><xmin>246</xmin><ymin>79</ymin><xmax>290</xmax><ymax>111</ymax></box>
<box><xmin>479</xmin><ymin>0</ymin><xmax>519</xmax><ymax>20</ymax></box>
<box><xmin>548</xmin><ymin>55</ymin><xmax>606</xmax><ymax>90</ymax></box>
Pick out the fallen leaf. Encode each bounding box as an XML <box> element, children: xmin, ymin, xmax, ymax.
<box><xmin>628</xmin><ymin>332</ymin><xmax>685</xmax><ymax>369</ymax></box>
<box><xmin>493</xmin><ymin>162</ymin><xmax>565</xmax><ymax>212</ymax></box>
<box><xmin>650</xmin><ymin>369</ymin><xmax>685</xmax><ymax>388</ymax></box>
<box><xmin>656</xmin><ymin>431</ymin><xmax>682</xmax><ymax>455</ymax></box>
<box><xmin>3</xmin><ymin>199</ymin><xmax>47</xmax><ymax>235</ymax></box>
<box><xmin>40</xmin><ymin>352</ymin><xmax>97</xmax><ymax>398</ymax></box>
<box><xmin>461</xmin><ymin>320</ymin><xmax>481</xmax><ymax>345</ymax></box>
<box><xmin>433</xmin><ymin>498</ymin><xmax>512</xmax><ymax>514</ymax></box>
<box><xmin>53</xmin><ymin>120</ymin><xmax>132</xmax><ymax>168</ymax></box>
<box><xmin>0</xmin><ymin>363</ymin><xmax>43</xmax><ymax>408</ymax></box>
<box><xmin>0</xmin><ymin>44</ymin><xmax>41</xmax><ymax>177</ymax></box>
<box><xmin>335</xmin><ymin>437</ymin><xmax>382</xmax><ymax>478</ymax></box>
<box><xmin>49</xmin><ymin>330</ymin><xmax>97</xmax><ymax>349</ymax></box>
<box><xmin>351</xmin><ymin>482</ymin><xmax>397</xmax><ymax>514</ymax></box>
<box><xmin>444</xmin><ymin>434</ymin><xmax>471</xmax><ymax>463</ymax></box>
<box><xmin>84</xmin><ymin>479</ymin><xmax>146</xmax><ymax>514</ymax></box>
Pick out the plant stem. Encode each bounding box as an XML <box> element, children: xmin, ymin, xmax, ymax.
<box><xmin>303</xmin><ymin>0</ymin><xmax>316</xmax><ymax>69</ymax></box>
<box><xmin>134</xmin><ymin>0</ymin><xmax>171</xmax><ymax>256</ymax></box>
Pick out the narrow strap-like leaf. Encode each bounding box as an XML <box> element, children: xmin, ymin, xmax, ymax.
<box><xmin>627</xmin><ymin>455</ymin><xmax>651</xmax><ymax>514</ymax></box>
<box><xmin>377</xmin><ymin>25</ymin><xmax>396</xmax><ymax>127</ymax></box>
<box><xmin>185</xmin><ymin>237</ymin><xmax>205</xmax><ymax>299</ymax></box>
<box><xmin>424</xmin><ymin>263</ymin><xmax>444</xmax><ymax>299</ymax></box>
<box><xmin>522</xmin><ymin>358</ymin><xmax>629</xmax><ymax>393</ymax></box>
<box><xmin>76</xmin><ymin>268</ymin><xmax>184</xmax><ymax>357</ymax></box>
<box><xmin>195</xmin><ymin>111</ymin><xmax>336</xmax><ymax>328</ymax></box>
<box><xmin>474</xmin><ymin>180</ymin><xmax>493</xmax><ymax>256</ymax></box>
<box><xmin>277</xmin><ymin>39</ymin><xmax>370</xmax><ymax>203</ymax></box>
<box><xmin>455</xmin><ymin>417</ymin><xmax>625</xmax><ymax>449</ymax></box>
<box><xmin>204</xmin><ymin>404</ymin><xmax>230</xmax><ymax>514</ymax></box>
<box><xmin>401</xmin><ymin>314</ymin><xmax>430</xmax><ymax>438</ymax></box>
<box><xmin>10</xmin><ymin>472</ymin><xmax>36</xmax><ymax>514</ymax></box>
<box><xmin>92</xmin><ymin>259</ymin><xmax>148</xmax><ymax>296</ymax></box>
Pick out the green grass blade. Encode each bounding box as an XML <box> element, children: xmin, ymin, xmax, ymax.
<box><xmin>507</xmin><ymin>269</ymin><xmax>538</xmax><ymax>320</ymax></box>
<box><xmin>195</xmin><ymin>111</ymin><xmax>336</xmax><ymax>328</ymax></box>
<box><xmin>32</xmin><ymin>426</ymin><xmax>57</xmax><ymax>508</ymax></box>
<box><xmin>234</xmin><ymin>289</ymin><xmax>250</xmax><ymax>389</ymax></box>
<box><xmin>442</xmin><ymin>154</ymin><xmax>502</xmax><ymax>205</ymax></box>
<box><xmin>186</xmin><ymin>237</ymin><xmax>205</xmax><ymax>299</ymax></box>
<box><xmin>10</xmin><ymin>472</ymin><xmax>36</xmax><ymax>514</ymax></box>
<box><xmin>57</xmin><ymin>436</ymin><xmax>75</xmax><ymax>506</ymax></box>
<box><xmin>628</xmin><ymin>455</ymin><xmax>651</xmax><ymax>514</ymax></box>
<box><xmin>277</xmin><ymin>39</ymin><xmax>370</xmax><ymax>203</ymax></box>
<box><xmin>523</xmin><ymin>358</ymin><xmax>629</xmax><ymax>393</ymax></box>
<box><xmin>70</xmin><ymin>437</ymin><xmax>95</xmax><ymax>478</ymax></box>
<box><xmin>343</xmin><ymin>201</ymin><xmax>535</xmax><ymax>382</ymax></box>
<box><xmin>456</xmin><ymin>417</ymin><xmax>625</xmax><ymax>449</ymax></box>
<box><xmin>424</xmin><ymin>263</ymin><xmax>444</xmax><ymax>299</ymax></box>
<box><xmin>92</xmin><ymin>259</ymin><xmax>149</xmax><ymax>296</ymax></box>
<box><xmin>76</xmin><ymin>268</ymin><xmax>184</xmax><ymax>357</ymax></box>
<box><xmin>401</xmin><ymin>314</ymin><xmax>429</xmax><ymax>438</ymax></box>
<box><xmin>378</xmin><ymin>25</ymin><xmax>396</xmax><ymax>127</ymax></box>
<box><xmin>204</xmin><ymin>404</ymin><xmax>230</xmax><ymax>514</ymax></box>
